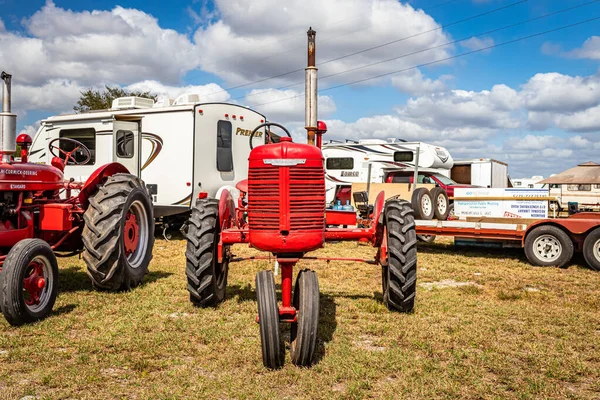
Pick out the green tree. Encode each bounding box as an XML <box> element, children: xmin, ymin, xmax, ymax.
<box><xmin>73</xmin><ymin>86</ymin><xmax>158</xmax><ymax>113</ymax></box>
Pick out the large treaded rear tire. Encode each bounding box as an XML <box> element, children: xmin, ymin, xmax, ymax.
<box><xmin>382</xmin><ymin>199</ymin><xmax>417</xmax><ymax>312</ymax></box>
<box><xmin>82</xmin><ymin>173</ymin><xmax>154</xmax><ymax>291</ymax></box>
<box><xmin>185</xmin><ymin>198</ymin><xmax>229</xmax><ymax>307</ymax></box>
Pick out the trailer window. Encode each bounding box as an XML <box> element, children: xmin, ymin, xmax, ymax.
<box><xmin>59</xmin><ymin>128</ymin><xmax>95</xmax><ymax>164</ymax></box>
<box><xmin>393</xmin><ymin>151</ymin><xmax>414</xmax><ymax>162</ymax></box>
<box><xmin>595</xmin><ymin>184</ymin><xmax>600</xmax><ymax>189</ymax></box>
<box><xmin>116</xmin><ymin>130</ymin><xmax>134</xmax><ymax>158</ymax></box>
<box><xmin>216</xmin><ymin>120</ymin><xmax>233</xmax><ymax>172</ymax></box>
<box><xmin>567</xmin><ymin>184</ymin><xmax>591</xmax><ymax>191</ymax></box>
<box><xmin>326</xmin><ymin>157</ymin><xmax>354</xmax><ymax>170</ymax></box>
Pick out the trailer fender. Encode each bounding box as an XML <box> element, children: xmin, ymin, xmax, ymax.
<box><xmin>372</xmin><ymin>190</ymin><xmax>386</xmax><ymax>246</ymax></box>
<box><xmin>78</xmin><ymin>162</ymin><xmax>130</xmax><ymax>208</ymax></box>
<box><xmin>523</xmin><ymin>213</ymin><xmax>600</xmax><ymax>250</ymax></box>
<box><xmin>217</xmin><ymin>189</ymin><xmax>236</xmax><ymax>263</ymax></box>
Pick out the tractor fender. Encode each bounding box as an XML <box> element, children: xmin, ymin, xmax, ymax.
<box><xmin>218</xmin><ymin>189</ymin><xmax>236</xmax><ymax>229</ymax></box>
<box><xmin>78</xmin><ymin>162</ymin><xmax>130</xmax><ymax>208</ymax></box>
<box><xmin>371</xmin><ymin>190</ymin><xmax>386</xmax><ymax>246</ymax></box>
<box><xmin>522</xmin><ymin>212</ymin><xmax>600</xmax><ymax>248</ymax></box>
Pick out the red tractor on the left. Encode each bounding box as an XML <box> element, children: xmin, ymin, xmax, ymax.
<box><xmin>0</xmin><ymin>71</ymin><xmax>155</xmax><ymax>326</ymax></box>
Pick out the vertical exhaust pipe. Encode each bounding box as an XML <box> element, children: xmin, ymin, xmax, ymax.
<box><xmin>1</xmin><ymin>71</ymin><xmax>17</xmax><ymax>159</ymax></box>
<box><xmin>305</xmin><ymin>28</ymin><xmax>318</xmax><ymax>146</ymax></box>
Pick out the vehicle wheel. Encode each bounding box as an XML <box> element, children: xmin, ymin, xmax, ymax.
<box><xmin>417</xmin><ymin>234</ymin><xmax>436</xmax><ymax>244</ymax></box>
<box><xmin>185</xmin><ymin>198</ymin><xmax>229</xmax><ymax>307</ymax></box>
<box><xmin>256</xmin><ymin>270</ymin><xmax>283</xmax><ymax>369</ymax></box>
<box><xmin>0</xmin><ymin>239</ymin><xmax>58</xmax><ymax>326</ymax></box>
<box><xmin>290</xmin><ymin>269</ymin><xmax>319</xmax><ymax>366</ymax></box>
<box><xmin>83</xmin><ymin>173</ymin><xmax>155</xmax><ymax>290</ymax></box>
<box><xmin>411</xmin><ymin>188</ymin><xmax>434</xmax><ymax>220</ymax></box>
<box><xmin>447</xmin><ymin>203</ymin><xmax>455</xmax><ymax>220</ymax></box>
<box><xmin>430</xmin><ymin>187</ymin><xmax>449</xmax><ymax>220</ymax></box>
<box><xmin>583</xmin><ymin>228</ymin><xmax>600</xmax><ymax>271</ymax></box>
<box><xmin>524</xmin><ymin>225</ymin><xmax>574</xmax><ymax>268</ymax></box>
<box><xmin>381</xmin><ymin>199</ymin><xmax>417</xmax><ymax>312</ymax></box>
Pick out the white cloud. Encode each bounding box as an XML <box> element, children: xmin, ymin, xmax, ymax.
<box><xmin>13</xmin><ymin>80</ymin><xmax>87</xmax><ymax>115</ymax></box>
<box><xmin>566</xmin><ymin>36</ymin><xmax>600</xmax><ymax>60</ymax></box>
<box><xmin>520</xmin><ymin>72</ymin><xmax>600</xmax><ymax>113</ymax></box>
<box><xmin>460</xmin><ymin>36</ymin><xmax>494</xmax><ymax>52</ymax></box>
<box><xmin>0</xmin><ymin>18</ymin><xmax>5</xmax><ymax>32</ymax></box>
<box><xmin>242</xmin><ymin>88</ymin><xmax>336</xmax><ymax>123</ymax></box>
<box><xmin>391</xmin><ymin>70</ymin><xmax>449</xmax><ymax>95</ymax></box>
<box><xmin>126</xmin><ymin>80</ymin><xmax>231</xmax><ymax>103</ymax></box>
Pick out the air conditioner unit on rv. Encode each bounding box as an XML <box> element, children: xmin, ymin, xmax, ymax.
<box><xmin>111</xmin><ymin>96</ymin><xmax>155</xmax><ymax>110</ymax></box>
<box><xmin>173</xmin><ymin>93</ymin><xmax>201</xmax><ymax>105</ymax></box>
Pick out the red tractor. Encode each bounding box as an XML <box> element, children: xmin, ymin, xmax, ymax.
<box><xmin>184</xmin><ymin>120</ymin><xmax>417</xmax><ymax>368</ymax></box>
<box><xmin>0</xmin><ymin>71</ymin><xmax>154</xmax><ymax>326</ymax></box>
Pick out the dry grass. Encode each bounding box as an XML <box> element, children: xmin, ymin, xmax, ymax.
<box><xmin>1</xmin><ymin>236</ymin><xmax>600</xmax><ymax>399</ymax></box>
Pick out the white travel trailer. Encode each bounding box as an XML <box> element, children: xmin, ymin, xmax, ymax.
<box><xmin>322</xmin><ymin>139</ymin><xmax>454</xmax><ymax>203</ymax></box>
<box><xmin>28</xmin><ymin>96</ymin><xmax>267</xmax><ymax>223</ymax></box>
<box><xmin>511</xmin><ymin>175</ymin><xmax>545</xmax><ymax>189</ymax></box>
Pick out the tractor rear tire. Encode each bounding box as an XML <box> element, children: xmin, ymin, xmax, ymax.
<box><xmin>290</xmin><ymin>269</ymin><xmax>319</xmax><ymax>366</ymax></box>
<box><xmin>583</xmin><ymin>228</ymin><xmax>600</xmax><ymax>271</ymax></box>
<box><xmin>256</xmin><ymin>270</ymin><xmax>283</xmax><ymax>369</ymax></box>
<box><xmin>430</xmin><ymin>187</ymin><xmax>449</xmax><ymax>220</ymax></box>
<box><xmin>524</xmin><ymin>225</ymin><xmax>573</xmax><ymax>268</ymax></box>
<box><xmin>185</xmin><ymin>198</ymin><xmax>229</xmax><ymax>307</ymax></box>
<box><xmin>0</xmin><ymin>239</ymin><xmax>59</xmax><ymax>326</ymax></box>
<box><xmin>411</xmin><ymin>188</ymin><xmax>434</xmax><ymax>220</ymax></box>
<box><xmin>381</xmin><ymin>199</ymin><xmax>417</xmax><ymax>312</ymax></box>
<box><xmin>83</xmin><ymin>173</ymin><xmax>154</xmax><ymax>291</ymax></box>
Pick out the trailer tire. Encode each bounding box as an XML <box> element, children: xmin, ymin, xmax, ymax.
<box><xmin>290</xmin><ymin>269</ymin><xmax>319</xmax><ymax>366</ymax></box>
<box><xmin>448</xmin><ymin>203</ymin><xmax>455</xmax><ymax>219</ymax></box>
<box><xmin>185</xmin><ymin>198</ymin><xmax>229</xmax><ymax>307</ymax></box>
<box><xmin>583</xmin><ymin>228</ymin><xmax>600</xmax><ymax>271</ymax></box>
<box><xmin>256</xmin><ymin>270</ymin><xmax>283</xmax><ymax>369</ymax></box>
<box><xmin>411</xmin><ymin>188</ymin><xmax>434</xmax><ymax>220</ymax></box>
<box><xmin>0</xmin><ymin>239</ymin><xmax>59</xmax><ymax>326</ymax></box>
<box><xmin>524</xmin><ymin>225</ymin><xmax>573</xmax><ymax>268</ymax></box>
<box><xmin>83</xmin><ymin>173</ymin><xmax>154</xmax><ymax>291</ymax></box>
<box><xmin>430</xmin><ymin>187</ymin><xmax>449</xmax><ymax>220</ymax></box>
<box><xmin>381</xmin><ymin>199</ymin><xmax>417</xmax><ymax>312</ymax></box>
<box><xmin>417</xmin><ymin>234</ymin><xmax>436</xmax><ymax>244</ymax></box>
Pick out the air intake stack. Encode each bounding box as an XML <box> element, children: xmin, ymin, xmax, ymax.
<box><xmin>1</xmin><ymin>72</ymin><xmax>17</xmax><ymax>160</ymax></box>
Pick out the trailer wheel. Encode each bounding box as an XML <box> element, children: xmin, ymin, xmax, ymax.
<box><xmin>0</xmin><ymin>239</ymin><xmax>58</xmax><ymax>326</ymax></box>
<box><xmin>524</xmin><ymin>225</ymin><xmax>574</xmax><ymax>268</ymax></box>
<box><xmin>448</xmin><ymin>203</ymin><xmax>455</xmax><ymax>220</ymax></box>
<box><xmin>430</xmin><ymin>187</ymin><xmax>449</xmax><ymax>220</ymax></box>
<box><xmin>381</xmin><ymin>199</ymin><xmax>417</xmax><ymax>312</ymax></box>
<box><xmin>411</xmin><ymin>188</ymin><xmax>434</xmax><ymax>220</ymax></box>
<box><xmin>256</xmin><ymin>270</ymin><xmax>283</xmax><ymax>369</ymax></box>
<box><xmin>417</xmin><ymin>234</ymin><xmax>436</xmax><ymax>244</ymax></box>
<box><xmin>583</xmin><ymin>228</ymin><xmax>600</xmax><ymax>271</ymax></box>
<box><xmin>290</xmin><ymin>269</ymin><xmax>319</xmax><ymax>366</ymax></box>
<box><xmin>83</xmin><ymin>173</ymin><xmax>154</xmax><ymax>291</ymax></box>
<box><xmin>185</xmin><ymin>198</ymin><xmax>229</xmax><ymax>307</ymax></box>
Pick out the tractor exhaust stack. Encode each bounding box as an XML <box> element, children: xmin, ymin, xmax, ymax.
<box><xmin>305</xmin><ymin>28</ymin><xmax>318</xmax><ymax>146</ymax></box>
<box><xmin>0</xmin><ymin>71</ymin><xmax>17</xmax><ymax>158</ymax></box>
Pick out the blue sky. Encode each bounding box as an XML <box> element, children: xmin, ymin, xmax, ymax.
<box><xmin>1</xmin><ymin>0</ymin><xmax>599</xmax><ymax>177</ymax></box>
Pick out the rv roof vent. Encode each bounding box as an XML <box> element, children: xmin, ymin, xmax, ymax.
<box><xmin>111</xmin><ymin>96</ymin><xmax>155</xmax><ymax>110</ymax></box>
<box><xmin>153</xmin><ymin>98</ymin><xmax>175</xmax><ymax>108</ymax></box>
<box><xmin>173</xmin><ymin>93</ymin><xmax>201</xmax><ymax>105</ymax></box>
<box><xmin>358</xmin><ymin>139</ymin><xmax>387</xmax><ymax>145</ymax></box>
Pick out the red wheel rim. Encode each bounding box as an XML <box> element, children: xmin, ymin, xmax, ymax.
<box><xmin>22</xmin><ymin>261</ymin><xmax>46</xmax><ymax>306</ymax></box>
<box><xmin>124</xmin><ymin>211</ymin><xmax>140</xmax><ymax>255</ymax></box>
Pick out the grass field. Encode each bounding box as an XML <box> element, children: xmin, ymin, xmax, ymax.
<box><xmin>1</xmin><ymin>236</ymin><xmax>600</xmax><ymax>399</ymax></box>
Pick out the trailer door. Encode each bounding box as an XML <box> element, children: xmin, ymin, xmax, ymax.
<box><xmin>113</xmin><ymin>119</ymin><xmax>141</xmax><ymax>176</ymax></box>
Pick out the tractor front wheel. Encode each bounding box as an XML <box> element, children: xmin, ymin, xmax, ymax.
<box><xmin>290</xmin><ymin>269</ymin><xmax>319</xmax><ymax>366</ymax></box>
<box><xmin>185</xmin><ymin>198</ymin><xmax>229</xmax><ymax>307</ymax></box>
<box><xmin>0</xmin><ymin>239</ymin><xmax>59</xmax><ymax>326</ymax></box>
<box><xmin>256</xmin><ymin>270</ymin><xmax>283</xmax><ymax>369</ymax></box>
<box><xmin>83</xmin><ymin>173</ymin><xmax>154</xmax><ymax>290</ymax></box>
<box><xmin>381</xmin><ymin>199</ymin><xmax>417</xmax><ymax>312</ymax></box>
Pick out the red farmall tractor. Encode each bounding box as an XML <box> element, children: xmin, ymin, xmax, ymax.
<box><xmin>183</xmin><ymin>30</ymin><xmax>418</xmax><ymax>368</ymax></box>
<box><xmin>0</xmin><ymin>72</ymin><xmax>154</xmax><ymax>326</ymax></box>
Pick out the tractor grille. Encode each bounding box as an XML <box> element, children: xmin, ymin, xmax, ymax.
<box><xmin>248</xmin><ymin>165</ymin><xmax>325</xmax><ymax>231</ymax></box>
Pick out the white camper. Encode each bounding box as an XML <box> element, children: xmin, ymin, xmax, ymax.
<box><xmin>322</xmin><ymin>139</ymin><xmax>453</xmax><ymax>203</ymax></box>
<box><xmin>451</xmin><ymin>158</ymin><xmax>508</xmax><ymax>188</ymax></box>
<box><xmin>28</xmin><ymin>96</ymin><xmax>267</xmax><ymax>223</ymax></box>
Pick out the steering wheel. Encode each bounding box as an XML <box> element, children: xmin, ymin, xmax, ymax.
<box><xmin>249</xmin><ymin>122</ymin><xmax>292</xmax><ymax>150</ymax></box>
<box><xmin>48</xmin><ymin>137</ymin><xmax>92</xmax><ymax>165</ymax></box>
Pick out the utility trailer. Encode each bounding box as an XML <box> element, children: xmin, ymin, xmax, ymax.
<box><xmin>415</xmin><ymin>214</ymin><xmax>600</xmax><ymax>271</ymax></box>
<box><xmin>451</xmin><ymin>158</ymin><xmax>508</xmax><ymax>188</ymax></box>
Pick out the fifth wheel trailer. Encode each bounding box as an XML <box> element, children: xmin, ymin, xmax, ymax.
<box><xmin>451</xmin><ymin>158</ymin><xmax>508</xmax><ymax>188</ymax></box>
<box><xmin>28</xmin><ymin>96</ymin><xmax>267</xmax><ymax>225</ymax></box>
